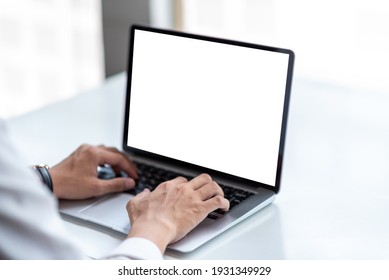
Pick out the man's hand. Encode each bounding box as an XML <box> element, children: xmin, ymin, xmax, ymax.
<box><xmin>50</xmin><ymin>144</ymin><xmax>137</xmax><ymax>199</ymax></box>
<box><xmin>126</xmin><ymin>174</ymin><xmax>230</xmax><ymax>253</ymax></box>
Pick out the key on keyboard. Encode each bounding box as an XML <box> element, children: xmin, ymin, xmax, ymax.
<box><xmin>129</xmin><ymin>162</ymin><xmax>254</xmax><ymax>219</ymax></box>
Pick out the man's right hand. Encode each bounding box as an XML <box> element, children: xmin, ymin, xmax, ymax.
<box><xmin>126</xmin><ymin>173</ymin><xmax>230</xmax><ymax>253</ymax></box>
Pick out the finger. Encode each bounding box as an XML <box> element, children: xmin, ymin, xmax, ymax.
<box><xmin>99</xmin><ymin>146</ymin><xmax>138</xmax><ymax>173</ymax></box>
<box><xmin>204</xmin><ymin>195</ymin><xmax>230</xmax><ymax>212</ymax></box>
<box><xmin>156</xmin><ymin>176</ymin><xmax>188</xmax><ymax>190</ymax></box>
<box><xmin>196</xmin><ymin>181</ymin><xmax>224</xmax><ymax>201</ymax></box>
<box><xmin>187</xmin><ymin>173</ymin><xmax>212</xmax><ymax>190</ymax></box>
<box><xmin>167</xmin><ymin>176</ymin><xmax>188</xmax><ymax>184</ymax></box>
<box><xmin>98</xmin><ymin>146</ymin><xmax>138</xmax><ymax>177</ymax></box>
<box><xmin>95</xmin><ymin>177</ymin><xmax>135</xmax><ymax>196</ymax></box>
<box><xmin>96</xmin><ymin>149</ymin><xmax>138</xmax><ymax>179</ymax></box>
<box><xmin>133</xmin><ymin>188</ymin><xmax>150</xmax><ymax>200</ymax></box>
<box><xmin>127</xmin><ymin>189</ymin><xmax>150</xmax><ymax>208</ymax></box>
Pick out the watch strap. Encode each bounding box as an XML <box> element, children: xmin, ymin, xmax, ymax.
<box><xmin>32</xmin><ymin>164</ymin><xmax>53</xmax><ymax>192</ymax></box>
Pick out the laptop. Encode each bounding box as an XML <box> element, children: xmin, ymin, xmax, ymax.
<box><xmin>59</xmin><ymin>25</ymin><xmax>294</xmax><ymax>253</ymax></box>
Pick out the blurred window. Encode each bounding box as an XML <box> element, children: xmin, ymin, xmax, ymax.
<box><xmin>0</xmin><ymin>0</ymin><xmax>104</xmax><ymax>118</ymax></box>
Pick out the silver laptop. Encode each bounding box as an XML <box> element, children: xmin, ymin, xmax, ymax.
<box><xmin>60</xmin><ymin>25</ymin><xmax>294</xmax><ymax>253</ymax></box>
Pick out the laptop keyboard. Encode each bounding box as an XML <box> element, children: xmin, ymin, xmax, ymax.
<box><xmin>129</xmin><ymin>162</ymin><xmax>254</xmax><ymax>219</ymax></box>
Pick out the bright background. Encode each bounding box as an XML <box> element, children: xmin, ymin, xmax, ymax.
<box><xmin>1</xmin><ymin>0</ymin><xmax>389</xmax><ymax>118</ymax></box>
<box><xmin>180</xmin><ymin>0</ymin><xmax>389</xmax><ymax>93</ymax></box>
<box><xmin>0</xmin><ymin>0</ymin><xmax>104</xmax><ymax>118</ymax></box>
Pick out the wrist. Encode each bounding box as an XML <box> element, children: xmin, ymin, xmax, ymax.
<box><xmin>127</xmin><ymin>220</ymin><xmax>174</xmax><ymax>254</ymax></box>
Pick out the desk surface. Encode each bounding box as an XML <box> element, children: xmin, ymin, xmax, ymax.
<box><xmin>7</xmin><ymin>73</ymin><xmax>389</xmax><ymax>259</ymax></box>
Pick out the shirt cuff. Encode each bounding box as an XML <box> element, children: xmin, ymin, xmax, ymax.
<box><xmin>104</xmin><ymin>237</ymin><xmax>163</xmax><ymax>260</ymax></box>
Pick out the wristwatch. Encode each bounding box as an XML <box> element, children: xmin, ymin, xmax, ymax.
<box><xmin>32</xmin><ymin>164</ymin><xmax>53</xmax><ymax>192</ymax></box>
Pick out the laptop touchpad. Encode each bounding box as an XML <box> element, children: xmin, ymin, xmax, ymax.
<box><xmin>80</xmin><ymin>193</ymin><xmax>132</xmax><ymax>233</ymax></box>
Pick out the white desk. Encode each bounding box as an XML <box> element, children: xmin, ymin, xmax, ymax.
<box><xmin>7</xmin><ymin>73</ymin><xmax>389</xmax><ymax>259</ymax></box>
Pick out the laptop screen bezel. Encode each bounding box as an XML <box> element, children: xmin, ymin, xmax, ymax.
<box><xmin>123</xmin><ymin>25</ymin><xmax>294</xmax><ymax>194</ymax></box>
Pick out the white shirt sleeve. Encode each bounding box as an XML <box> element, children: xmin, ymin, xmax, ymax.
<box><xmin>0</xmin><ymin>120</ymin><xmax>163</xmax><ymax>260</ymax></box>
<box><xmin>105</xmin><ymin>238</ymin><xmax>163</xmax><ymax>260</ymax></box>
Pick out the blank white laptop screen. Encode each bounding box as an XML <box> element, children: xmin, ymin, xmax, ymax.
<box><xmin>127</xmin><ymin>29</ymin><xmax>290</xmax><ymax>187</ymax></box>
